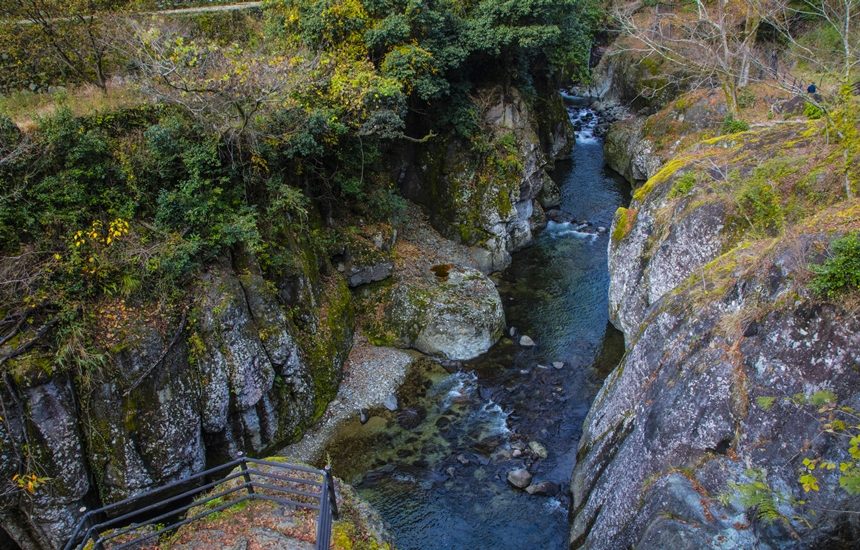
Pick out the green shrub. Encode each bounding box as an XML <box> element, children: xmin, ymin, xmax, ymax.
<box><xmin>804</xmin><ymin>101</ymin><xmax>825</xmax><ymax>120</ymax></box>
<box><xmin>737</xmin><ymin>179</ymin><xmax>783</xmax><ymax>235</ymax></box>
<box><xmin>809</xmin><ymin>233</ymin><xmax>860</xmax><ymax>298</ymax></box>
<box><xmin>722</xmin><ymin>115</ymin><xmax>750</xmax><ymax>134</ymax></box>
<box><xmin>737</xmin><ymin>88</ymin><xmax>756</xmax><ymax>109</ymax></box>
<box><xmin>668</xmin><ymin>172</ymin><xmax>696</xmax><ymax>198</ymax></box>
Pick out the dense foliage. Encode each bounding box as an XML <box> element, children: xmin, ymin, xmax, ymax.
<box><xmin>0</xmin><ymin>0</ymin><xmax>599</xmax><ymax>377</ymax></box>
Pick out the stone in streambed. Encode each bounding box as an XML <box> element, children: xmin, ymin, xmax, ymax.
<box><xmin>473</xmin><ymin>435</ymin><xmax>504</xmax><ymax>455</ymax></box>
<box><xmin>552</xmin><ymin>361</ymin><xmax>564</xmax><ymax>369</ymax></box>
<box><xmin>525</xmin><ymin>481</ymin><xmax>559</xmax><ymax>496</ymax></box>
<box><xmin>507</xmin><ymin>468</ymin><xmax>533</xmax><ymax>489</ymax></box>
<box><xmin>383</xmin><ymin>394</ymin><xmax>398</xmax><ymax>411</ymax></box>
<box><xmin>519</xmin><ymin>335</ymin><xmax>536</xmax><ymax>347</ymax></box>
<box><xmin>529</xmin><ymin>441</ymin><xmax>548</xmax><ymax>458</ymax></box>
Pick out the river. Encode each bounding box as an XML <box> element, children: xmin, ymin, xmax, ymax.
<box><xmin>324</xmin><ymin>98</ymin><xmax>630</xmax><ymax>550</ymax></box>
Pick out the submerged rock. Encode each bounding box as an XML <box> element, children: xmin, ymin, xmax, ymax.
<box><xmin>507</xmin><ymin>468</ymin><xmax>533</xmax><ymax>490</ymax></box>
<box><xmin>525</xmin><ymin>481</ymin><xmax>558</xmax><ymax>496</ymax></box>
<box><xmin>528</xmin><ymin>441</ymin><xmax>548</xmax><ymax>459</ymax></box>
<box><xmin>519</xmin><ymin>335</ymin><xmax>535</xmax><ymax>347</ymax></box>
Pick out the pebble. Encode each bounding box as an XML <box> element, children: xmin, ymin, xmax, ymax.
<box><xmin>359</xmin><ymin>409</ymin><xmax>369</xmax><ymax>424</ymax></box>
<box><xmin>529</xmin><ymin>441</ymin><xmax>548</xmax><ymax>459</ymax></box>
<box><xmin>519</xmin><ymin>335</ymin><xmax>536</xmax><ymax>347</ymax></box>
<box><xmin>552</xmin><ymin>361</ymin><xmax>564</xmax><ymax>369</ymax></box>
<box><xmin>457</xmin><ymin>454</ymin><xmax>470</xmax><ymax>465</ymax></box>
<box><xmin>446</xmin><ymin>466</ymin><xmax>456</xmax><ymax>478</ymax></box>
<box><xmin>507</xmin><ymin>468</ymin><xmax>533</xmax><ymax>489</ymax></box>
<box><xmin>383</xmin><ymin>394</ymin><xmax>398</xmax><ymax>411</ymax></box>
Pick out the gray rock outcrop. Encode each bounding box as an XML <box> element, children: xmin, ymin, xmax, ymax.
<box><xmin>574</xmin><ymin>119</ymin><xmax>860</xmax><ymax>548</ymax></box>
<box><xmin>0</xmin><ymin>255</ymin><xmax>351</xmax><ymax>549</ymax></box>
<box><xmin>387</xmin><ymin>265</ymin><xmax>504</xmax><ymax>360</ymax></box>
<box><xmin>403</xmin><ymin>86</ymin><xmax>571</xmax><ymax>272</ymax></box>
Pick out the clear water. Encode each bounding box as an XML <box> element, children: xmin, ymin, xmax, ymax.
<box><xmin>324</xmin><ymin>100</ymin><xmax>630</xmax><ymax>550</ymax></box>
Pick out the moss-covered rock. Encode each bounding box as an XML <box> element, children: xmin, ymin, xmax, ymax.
<box><xmin>384</xmin><ymin>265</ymin><xmax>504</xmax><ymax>360</ymax></box>
<box><xmin>0</xmin><ymin>247</ymin><xmax>351</xmax><ymax>548</ymax></box>
<box><xmin>578</xmin><ymin>101</ymin><xmax>860</xmax><ymax>548</ymax></box>
<box><xmin>403</xmin><ymin>86</ymin><xmax>565</xmax><ymax>272</ymax></box>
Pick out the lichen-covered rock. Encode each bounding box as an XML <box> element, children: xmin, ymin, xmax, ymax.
<box><xmin>577</xmin><ymin>114</ymin><xmax>860</xmax><ymax>548</ymax></box>
<box><xmin>573</xmin><ymin>224</ymin><xmax>860</xmax><ymax>549</ymax></box>
<box><xmin>603</xmin><ymin>117</ymin><xmax>662</xmax><ymax>185</ymax></box>
<box><xmin>0</xmin><ymin>375</ymin><xmax>89</xmax><ymax>550</ymax></box>
<box><xmin>84</xmin><ymin>320</ymin><xmax>205</xmax><ymax>503</ymax></box>
<box><xmin>0</xmin><ymin>253</ymin><xmax>348</xmax><ymax>549</ymax></box>
<box><xmin>403</xmin><ymin>86</ymin><xmax>570</xmax><ymax>272</ymax></box>
<box><xmin>387</xmin><ymin>265</ymin><xmax>504</xmax><ymax>360</ymax></box>
<box><xmin>194</xmin><ymin>262</ymin><xmax>314</xmax><ymax>456</ymax></box>
<box><xmin>608</xmin><ymin>190</ymin><xmax>727</xmax><ymax>337</ymax></box>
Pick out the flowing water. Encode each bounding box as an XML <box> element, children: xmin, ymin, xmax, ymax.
<box><xmin>324</xmin><ymin>99</ymin><xmax>630</xmax><ymax>550</ymax></box>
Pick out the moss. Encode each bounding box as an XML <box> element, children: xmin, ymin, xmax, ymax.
<box><xmin>299</xmin><ymin>275</ymin><xmax>354</xmax><ymax>421</ymax></box>
<box><xmin>7</xmin><ymin>351</ymin><xmax>54</xmax><ymax>386</ymax></box>
<box><xmin>612</xmin><ymin>207</ymin><xmax>638</xmax><ymax>243</ymax></box>
<box><xmin>633</xmin><ymin>156</ymin><xmax>694</xmax><ymax>201</ymax></box>
<box><xmin>756</xmin><ymin>396</ymin><xmax>776</xmax><ymax>411</ymax></box>
<box><xmin>668</xmin><ymin>171</ymin><xmax>697</xmax><ymax>199</ymax></box>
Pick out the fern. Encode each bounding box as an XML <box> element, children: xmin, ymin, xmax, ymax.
<box><xmin>728</xmin><ymin>469</ymin><xmax>785</xmax><ymax>524</ymax></box>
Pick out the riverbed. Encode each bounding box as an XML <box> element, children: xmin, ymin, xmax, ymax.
<box><xmin>323</xmin><ymin>99</ymin><xmax>630</xmax><ymax>550</ymax></box>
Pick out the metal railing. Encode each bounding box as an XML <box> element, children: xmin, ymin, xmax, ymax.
<box><xmin>63</xmin><ymin>456</ymin><xmax>339</xmax><ymax>550</ymax></box>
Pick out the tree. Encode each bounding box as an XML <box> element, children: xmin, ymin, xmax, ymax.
<box><xmin>0</xmin><ymin>0</ymin><xmax>127</xmax><ymax>91</ymax></box>
<box><xmin>125</xmin><ymin>19</ymin><xmax>326</xmax><ymax>148</ymax></box>
<box><xmin>613</xmin><ymin>0</ymin><xmax>765</xmax><ymax>116</ymax></box>
<box><xmin>760</xmin><ymin>0</ymin><xmax>860</xmax><ymax>84</ymax></box>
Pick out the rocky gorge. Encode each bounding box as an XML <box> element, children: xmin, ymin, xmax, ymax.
<box><xmin>2</xmin><ymin>3</ymin><xmax>859</xmax><ymax>548</ymax></box>
<box><xmin>0</xmin><ymin>83</ymin><xmax>571</xmax><ymax>549</ymax></box>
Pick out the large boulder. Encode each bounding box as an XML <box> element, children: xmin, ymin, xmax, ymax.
<box><xmin>387</xmin><ymin>265</ymin><xmax>504</xmax><ymax>360</ymax></box>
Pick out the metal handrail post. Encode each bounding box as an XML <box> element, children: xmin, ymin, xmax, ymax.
<box><xmin>238</xmin><ymin>452</ymin><xmax>255</xmax><ymax>495</ymax></box>
<box><xmin>316</xmin><ymin>475</ymin><xmax>329</xmax><ymax>550</ymax></box>
<box><xmin>324</xmin><ymin>465</ymin><xmax>339</xmax><ymax>520</ymax></box>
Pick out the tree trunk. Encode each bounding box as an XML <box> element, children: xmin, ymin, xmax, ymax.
<box><xmin>721</xmin><ymin>77</ymin><xmax>740</xmax><ymax>117</ymax></box>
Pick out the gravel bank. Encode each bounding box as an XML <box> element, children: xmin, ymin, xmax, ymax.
<box><xmin>280</xmin><ymin>335</ymin><xmax>414</xmax><ymax>463</ymax></box>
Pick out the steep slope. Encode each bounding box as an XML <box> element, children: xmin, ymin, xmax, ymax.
<box><xmin>572</xmin><ymin>109</ymin><xmax>860</xmax><ymax>548</ymax></box>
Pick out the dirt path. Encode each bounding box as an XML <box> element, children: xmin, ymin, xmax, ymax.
<box><xmin>11</xmin><ymin>2</ymin><xmax>263</xmax><ymax>25</ymax></box>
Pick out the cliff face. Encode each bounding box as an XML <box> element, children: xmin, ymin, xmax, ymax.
<box><xmin>0</xmin><ymin>249</ymin><xmax>354</xmax><ymax>549</ymax></box>
<box><xmin>402</xmin><ymin>86</ymin><xmax>572</xmax><ymax>273</ymax></box>
<box><xmin>571</xmin><ymin>107</ymin><xmax>860</xmax><ymax>547</ymax></box>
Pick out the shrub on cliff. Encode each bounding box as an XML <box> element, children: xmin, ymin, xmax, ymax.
<box><xmin>810</xmin><ymin>232</ymin><xmax>860</xmax><ymax>298</ymax></box>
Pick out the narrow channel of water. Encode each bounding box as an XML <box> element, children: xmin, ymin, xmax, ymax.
<box><xmin>324</xmin><ymin>99</ymin><xmax>630</xmax><ymax>550</ymax></box>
